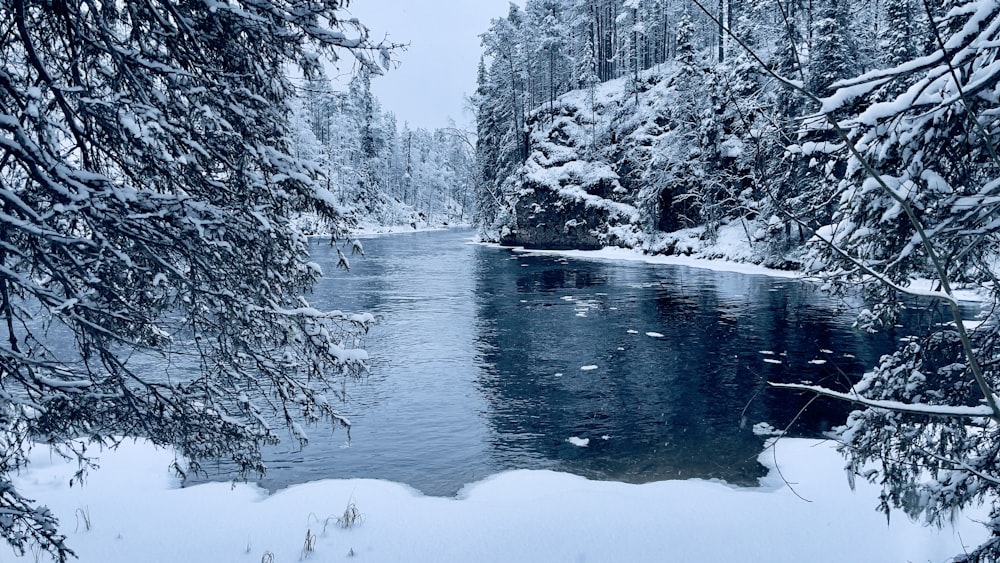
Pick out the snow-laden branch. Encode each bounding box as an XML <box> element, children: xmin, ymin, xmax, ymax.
<box><xmin>770</xmin><ymin>382</ymin><xmax>997</xmax><ymax>418</ymax></box>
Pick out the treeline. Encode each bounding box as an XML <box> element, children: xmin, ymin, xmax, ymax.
<box><xmin>291</xmin><ymin>70</ymin><xmax>476</xmax><ymax>231</ymax></box>
<box><xmin>473</xmin><ymin>0</ymin><xmax>934</xmax><ymax>257</ymax></box>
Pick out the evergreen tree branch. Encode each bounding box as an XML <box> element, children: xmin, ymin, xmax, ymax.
<box><xmin>691</xmin><ymin>0</ymin><xmax>1000</xmax><ymax>421</ymax></box>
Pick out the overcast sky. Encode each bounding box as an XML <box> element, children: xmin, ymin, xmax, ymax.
<box><xmin>340</xmin><ymin>1</ymin><xmax>518</xmax><ymax>132</ymax></box>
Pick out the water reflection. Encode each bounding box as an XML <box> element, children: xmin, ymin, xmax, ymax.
<box><xmin>472</xmin><ymin>248</ymin><xmax>915</xmax><ymax>486</ymax></box>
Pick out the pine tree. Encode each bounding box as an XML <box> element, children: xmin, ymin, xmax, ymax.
<box><xmin>805</xmin><ymin>0</ymin><xmax>857</xmax><ymax>99</ymax></box>
<box><xmin>577</xmin><ymin>35</ymin><xmax>601</xmax><ymax>154</ymax></box>
<box><xmin>675</xmin><ymin>10</ymin><xmax>698</xmax><ymax>72</ymax></box>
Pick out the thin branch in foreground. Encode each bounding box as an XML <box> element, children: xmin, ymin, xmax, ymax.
<box><xmin>769</xmin><ymin>382</ymin><xmax>995</xmax><ymax>419</ymax></box>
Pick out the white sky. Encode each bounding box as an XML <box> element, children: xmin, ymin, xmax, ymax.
<box><xmin>339</xmin><ymin>0</ymin><xmax>519</xmax><ymax>132</ymax></box>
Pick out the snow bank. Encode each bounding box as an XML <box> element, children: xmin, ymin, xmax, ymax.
<box><xmin>507</xmin><ymin>221</ymin><xmax>993</xmax><ymax>307</ymax></box>
<box><xmin>506</xmin><ymin>232</ymin><xmax>803</xmax><ymax>280</ymax></box>
<box><xmin>6</xmin><ymin>438</ymin><xmax>986</xmax><ymax>562</ymax></box>
<box><xmin>350</xmin><ymin>223</ymin><xmax>458</xmax><ymax>237</ymax></box>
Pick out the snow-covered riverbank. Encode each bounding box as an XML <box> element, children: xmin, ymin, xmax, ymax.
<box><xmin>505</xmin><ymin>220</ymin><xmax>992</xmax><ymax>304</ymax></box>
<box><xmin>6</xmin><ymin>438</ymin><xmax>985</xmax><ymax>562</ymax></box>
<box><xmin>494</xmin><ymin>221</ymin><xmax>801</xmax><ymax>279</ymax></box>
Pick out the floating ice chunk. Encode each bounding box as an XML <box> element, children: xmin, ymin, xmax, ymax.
<box><xmin>752</xmin><ymin>422</ymin><xmax>786</xmax><ymax>437</ymax></box>
<box><xmin>808</xmin><ymin>359</ymin><xmax>827</xmax><ymax>365</ymax></box>
<box><xmin>601</xmin><ymin>435</ymin><xmax>611</xmax><ymax>440</ymax></box>
<box><xmin>759</xmin><ymin>350</ymin><xmax>775</xmax><ymax>355</ymax></box>
<box><xmin>627</xmin><ymin>330</ymin><xmax>639</xmax><ymax>334</ymax></box>
<box><xmin>554</xmin><ymin>373</ymin><xmax>564</xmax><ymax>377</ymax></box>
<box><xmin>646</xmin><ymin>332</ymin><xmax>664</xmax><ymax>338</ymax></box>
<box><xmin>763</xmin><ymin>358</ymin><xmax>783</xmax><ymax>365</ymax></box>
<box><xmin>580</xmin><ymin>365</ymin><xmax>598</xmax><ymax>371</ymax></box>
<box><xmin>567</xmin><ymin>437</ymin><xmax>590</xmax><ymax>447</ymax></box>
<box><xmin>820</xmin><ymin>349</ymin><xmax>833</xmax><ymax>354</ymax></box>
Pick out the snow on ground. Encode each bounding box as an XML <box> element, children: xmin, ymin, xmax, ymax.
<box><xmin>6</xmin><ymin>438</ymin><xmax>987</xmax><ymax>563</ymax></box>
<box><xmin>514</xmin><ymin>242</ymin><xmax>801</xmax><ymax>278</ymax></box>
<box><xmin>351</xmin><ymin>223</ymin><xmax>461</xmax><ymax>237</ymax></box>
<box><xmin>909</xmin><ymin>277</ymin><xmax>991</xmax><ymax>304</ymax></box>
<box><xmin>507</xmin><ymin>221</ymin><xmax>803</xmax><ymax>280</ymax></box>
<box><xmin>505</xmin><ymin>220</ymin><xmax>994</xmax><ymax>307</ymax></box>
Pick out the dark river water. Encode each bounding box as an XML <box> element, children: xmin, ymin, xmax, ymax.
<box><xmin>194</xmin><ymin>228</ymin><xmax>951</xmax><ymax>496</ymax></box>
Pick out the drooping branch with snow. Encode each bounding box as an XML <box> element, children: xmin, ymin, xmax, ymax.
<box><xmin>779</xmin><ymin>2</ymin><xmax>1000</xmax><ymax>560</ymax></box>
<box><xmin>0</xmin><ymin>1</ymin><xmax>389</xmax><ymax>560</ymax></box>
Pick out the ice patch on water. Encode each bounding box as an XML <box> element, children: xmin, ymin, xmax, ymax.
<box><xmin>752</xmin><ymin>422</ymin><xmax>786</xmax><ymax>437</ymax></box>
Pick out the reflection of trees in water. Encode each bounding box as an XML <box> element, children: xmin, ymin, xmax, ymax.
<box><xmin>472</xmin><ymin>250</ymin><xmax>908</xmax><ymax>486</ymax></box>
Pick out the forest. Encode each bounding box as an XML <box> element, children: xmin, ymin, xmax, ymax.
<box><xmin>289</xmin><ymin>70</ymin><xmax>477</xmax><ymax>231</ymax></box>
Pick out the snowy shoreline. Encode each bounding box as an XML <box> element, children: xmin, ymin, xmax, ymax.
<box><xmin>507</xmin><ymin>243</ymin><xmax>802</xmax><ymax>279</ymax></box>
<box><xmin>508</xmin><ymin>243</ymin><xmax>992</xmax><ymax>304</ymax></box>
<box><xmin>495</xmin><ymin>219</ymin><xmax>992</xmax><ymax>305</ymax></box>
<box><xmin>350</xmin><ymin>223</ymin><xmax>464</xmax><ymax>237</ymax></box>
<box><xmin>335</xmin><ymin>221</ymin><xmax>985</xmax><ymax>305</ymax></box>
<box><xmin>7</xmin><ymin>437</ymin><xmax>985</xmax><ymax>562</ymax></box>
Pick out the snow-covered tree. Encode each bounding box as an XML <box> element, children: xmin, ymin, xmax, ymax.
<box><xmin>0</xmin><ymin>1</ymin><xmax>392</xmax><ymax>559</ymax></box>
<box><xmin>675</xmin><ymin>9</ymin><xmax>699</xmax><ymax>71</ymax></box>
<box><xmin>778</xmin><ymin>2</ymin><xmax>1000</xmax><ymax>559</ymax></box>
<box><xmin>880</xmin><ymin>0</ymin><xmax>916</xmax><ymax>68</ymax></box>
<box><xmin>871</xmin><ymin>0</ymin><xmax>919</xmax><ymax>99</ymax></box>
<box><xmin>577</xmin><ymin>36</ymin><xmax>601</xmax><ymax>153</ymax></box>
<box><xmin>805</xmin><ymin>0</ymin><xmax>858</xmax><ymax>99</ymax></box>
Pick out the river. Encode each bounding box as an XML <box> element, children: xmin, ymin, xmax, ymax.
<box><xmin>194</xmin><ymin>228</ymin><xmax>947</xmax><ymax>496</ymax></box>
